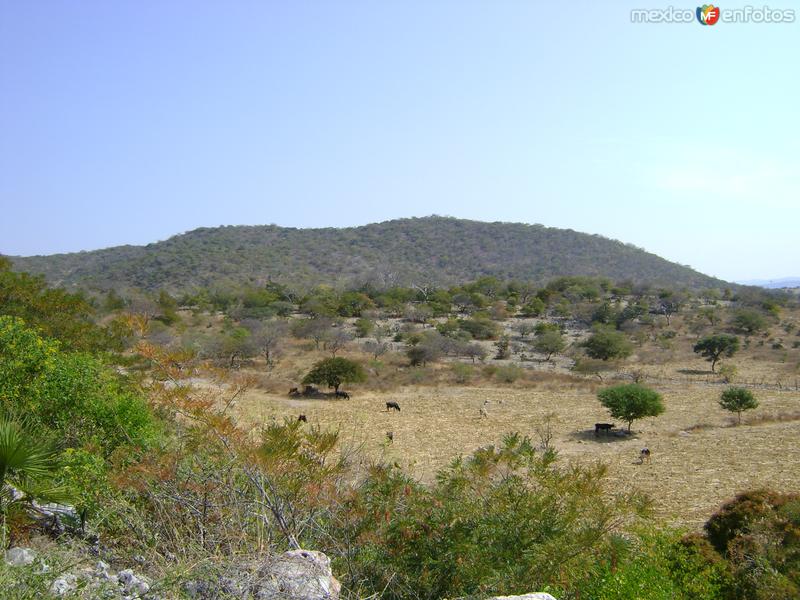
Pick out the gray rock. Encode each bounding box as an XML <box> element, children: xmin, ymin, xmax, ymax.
<box><xmin>118</xmin><ymin>568</ymin><xmax>151</xmax><ymax>596</ymax></box>
<box><xmin>5</xmin><ymin>547</ymin><xmax>36</xmax><ymax>567</ymax></box>
<box><xmin>487</xmin><ymin>594</ymin><xmax>559</xmax><ymax>600</ymax></box>
<box><xmin>255</xmin><ymin>549</ymin><xmax>340</xmax><ymax>600</ymax></box>
<box><xmin>49</xmin><ymin>573</ymin><xmax>78</xmax><ymax>597</ymax></box>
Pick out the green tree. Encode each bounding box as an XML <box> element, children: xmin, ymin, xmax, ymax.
<box><xmin>693</xmin><ymin>335</ymin><xmax>740</xmax><ymax>372</ymax></box>
<box><xmin>0</xmin><ymin>316</ymin><xmax>154</xmax><ymax>453</ymax></box>
<box><xmin>302</xmin><ymin>357</ymin><xmax>366</xmax><ymax>393</ymax></box>
<box><xmin>598</xmin><ymin>384</ymin><xmax>665</xmax><ymax>432</ymax></box>
<box><xmin>583</xmin><ymin>326</ymin><xmax>633</xmax><ymax>361</ymax></box>
<box><xmin>533</xmin><ymin>330</ymin><xmax>566</xmax><ymax>362</ymax></box>
<box><xmin>0</xmin><ymin>258</ymin><xmax>113</xmax><ymax>351</ymax></box>
<box><xmin>719</xmin><ymin>387</ymin><xmax>758</xmax><ymax>424</ymax></box>
<box><xmin>731</xmin><ymin>309</ymin><xmax>768</xmax><ymax>335</ymax></box>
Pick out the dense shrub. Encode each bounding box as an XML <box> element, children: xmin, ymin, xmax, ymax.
<box><xmin>333</xmin><ymin>434</ymin><xmax>648</xmax><ymax>600</ymax></box>
<box><xmin>0</xmin><ymin>316</ymin><xmax>155</xmax><ymax>453</ymax></box>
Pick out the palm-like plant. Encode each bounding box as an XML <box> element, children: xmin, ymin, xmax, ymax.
<box><xmin>0</xmin><ymin>416</ymin><xmax>67</xmax><ymax>517</ymax></box>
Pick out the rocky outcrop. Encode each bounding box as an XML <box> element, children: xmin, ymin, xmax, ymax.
<box><xmin>5</xmin><ymin>547</ymin><xmax>37</xmax><ymax>567</ymax></box>
<box><xmin>183</xmin><ymin>549</ymin><xmax>341</xmax><ymax>600</ymax></box>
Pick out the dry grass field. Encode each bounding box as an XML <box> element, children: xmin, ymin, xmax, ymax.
<box><xmin>231</xmin><ymin>378</ymin><xmax>800</xmax><ymax>531</ymax></box>
<box><xmin>199</xmin><ymin>304</ymin><xmax>800</xmax><ymax>531</ymax></box>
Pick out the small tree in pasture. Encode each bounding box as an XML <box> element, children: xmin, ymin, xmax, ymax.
<box><xmin>693</xmin><ymin>335</ymin><xmax>740</xmax><ymax>372</ymax></box>
<box><xmin>598</xmin><ymin>384</ymin><xmax>665</xmax><ymax>432</ymax></box>
<box><xmin>719</xmin><ymin>387</ymin><xmax>758</xmax><ymax>424</ymax></box>
<box><xmin>302</xmin><ymin>357</ymin><xmax>366</xmax><ymax>393</ymax></box>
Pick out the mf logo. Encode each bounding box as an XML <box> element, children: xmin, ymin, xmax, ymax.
<box><xmin>697</xmin><ymin>4</ymin><xmax>721</xmax><ymax>25</ymax></box>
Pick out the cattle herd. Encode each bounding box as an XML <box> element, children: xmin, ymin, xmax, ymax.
<box><xmin>289</xmin><ymin>389</ymin><xmax>650</xmax><ymax>463</ymax></box>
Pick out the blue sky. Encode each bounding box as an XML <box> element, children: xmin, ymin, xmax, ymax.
<box><xmin>1</xmin><ymin>1</ymin><xmax>797</xmax><ymax>281</ymax></box>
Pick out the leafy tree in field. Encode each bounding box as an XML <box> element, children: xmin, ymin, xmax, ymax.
<box><xmin>302</xmin><ymin>357</ymin><xmax>366</xmax><ymax>393</ymax></box>
<box><xmin>583</xmin><ymin>326</ymin><xmax>633</xmax><ymax>361</ymax></box>
<box><xmin>693</xmin><ymin>335</ymin><xmax>740</xmax><ymax>372</ymax></box>
<box><xmin>719</xmin><ymin>387</ymin><xmax>758</xmax><ymax>424</ymax></box>
<box><xmin>731</xmin><ymin>309</ymin><xmax>768</xmax><ymax>335</ymax></box>
<box><xmin>532</xmin><ymin>330</ymin><xmax>566</xmax><ymax>362</ymax></box>
<box><xmin>598</xmin><ymin>384</ymin><xmax>665</xmax><ymax>432</ymax></box>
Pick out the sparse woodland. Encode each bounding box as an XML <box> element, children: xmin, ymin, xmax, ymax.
<box><xmin>2</xmin><ymin>253</ymin><xmax>800</xmax><ymax>599</ymax></box>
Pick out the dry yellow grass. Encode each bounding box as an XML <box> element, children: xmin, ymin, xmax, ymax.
<box><xmin>230</xmin><ymin>379</ymin><xmax>800</xmax><ymax>531</ymax></box>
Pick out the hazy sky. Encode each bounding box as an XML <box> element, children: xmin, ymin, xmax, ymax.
<box><xmin>1</xmin><ymin>1</ymin><xmax>798</xmax><ymax>281</ymax></box>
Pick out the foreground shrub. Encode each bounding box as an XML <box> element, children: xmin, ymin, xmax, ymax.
<box><xmin>705</xmin><ymin>489</ymin><xmax>800</xmax><ymax>599</ymax></box>
<box><xmin>334</xmin><ymin>433</ymin><xmax>649</xmax><ymax>599</ymax></box>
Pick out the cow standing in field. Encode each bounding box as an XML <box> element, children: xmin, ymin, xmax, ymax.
<box><xmin>335</xmin><ymin>390</ymin><xmax>350</xmax><ymax>399</ymax></box>
<box><xmin>480</xmin><ymin>400</ymin><xmax>489</xmax><ymax>418</ymax></box>
<box><xmin>595</xmin><ymin>423</ymin><xmax>615</xmax><ymax>436</ymax></box>
<box><xmin>640</xmin><ymin>448</ymin><xmax>651</xmax><ymax>464</ymax></box>
<box><xmin>386</xmin><ymin>431</ymin><xmax>394</xmax><ymax>443</ymax></box>
<box><xmin>298</xmin><ymin>414</ymin><xmax>307</xmax><ymax>423</ymax></box>
<box><xmin>386</xmin><ymin>401</ymin><xmax>401</xmax><ymax>412</ymax></box>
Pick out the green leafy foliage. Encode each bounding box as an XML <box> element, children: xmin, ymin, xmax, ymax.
<box><xmin>0</xmin><ymin>257</ymin><xmax>114</xmax><ymax>351</ymax></box>
<box><xmin>719</xmin><ymin>387</ymin><xmax>758</xmax><ymax>424</ymax></box>
<box><xmin>598</xmin><ymin>384</ymin><xmax>665</xmax><ymax>432</ymax></box>
<box><xmin>0</xmin><ymin>316</ymin><xmax>154</xmax><ymax>454</ymax></box>
<box><xmin>704</xmin><ymin>490</ymin><xmax>800</xmax><ymax>599</ymax></box>
<box><xmin>584</xmin><ymin>326</ymin><xmax>634</xmax><ymax>361</ymax></box>
<box><xmin>693</xmin><ymin>335</ymin><xmax>740</xmax><ymax>372</ymax></box>
<box><xmin>335</xmin><ymin>433</ymin><xmax>649</xmax><ymax>600</ymax></box>
<box><xmin>11</xmin><ymin>217</ymin><xmax>726</xmax><ymax>292</ymax></box>
<box><xmin>302</xmin><ymin>357</ymin><xmax>366</xmax><ymax>392</ymax></box>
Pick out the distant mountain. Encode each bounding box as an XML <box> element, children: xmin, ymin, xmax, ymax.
<box><xmin>737</xmin><ymin>277</ymin><xmax>800</xmax><ymax>289</ymax></box>
<box><xmin>9</xmin><ymin>217</ymin><xmax>727</xmax><ymax>292</ymax></box>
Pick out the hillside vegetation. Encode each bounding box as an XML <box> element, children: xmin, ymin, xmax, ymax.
<box><xmin>10</xmin><ymin>217</ymin><xmax>725</xmax><ymax>292</ymax></box>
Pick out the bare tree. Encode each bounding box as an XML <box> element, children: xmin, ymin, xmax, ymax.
<box><xmin>324</xmin><ymin>329</ymin><xmax>353</xmax><ymax>357</ymax></box>
<box><xmin>363</xmin><ymin>340</ymin><xmax>389</xmax><ymax>360</ymax></box>
<box><xmin>243</xmin><ymin>319</ymin><xmax>289</xmax><ymax>369</ymax></box>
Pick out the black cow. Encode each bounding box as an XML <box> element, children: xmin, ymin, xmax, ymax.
<box><xmin>594</xmin><ymin>423</ymin><xmax>615</xmax><ymax>436</ymax></box>
<box><xmin>386</xmin><ymin>431</ymin><xmax>394</xmax><ymax>443</ymax></box>
<box><xmin>386</xmin><ymin>401</ymin><xmax>401</xmax><ymax>412</ymax></box>
<box><xmin>335</xmin><ymin>390</ymin><xmax>350</xmax><ymax>399</ymax></box>
<box><xmin>298</xmin><ymin>414</ymin><xmax>307</xmax><ymax>423</ymax></box>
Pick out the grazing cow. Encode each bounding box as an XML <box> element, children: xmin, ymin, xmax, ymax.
<box><xmin>479</xmin><ymin>406</ymin><xmax>489</xmax><ymax>418</ymax></box>
<box><xmin>386</xmin><ymin>431</ymin><xmax>394</xmax><ymax>443</ymax></box>
<box><xmin>386</xmin><ymin>401</ymin><xmax>401</xmax><ymax>412</ymax></box>
<box><xmin>288</xmin><ymin>387</ymin><xmax>299</xmax><ymax>396</ymax></box>
<box><xmin>335</xmin><ymin>390</ymin><xmax>350</xmax><ymax>399</ymax></box>
<box><xmin>640</xmin><ymin>448</ymin><xmax>651</xmax><ymax>464</ymax></box>
<box><xmin>298</xmin><ymin>414</ymin><xmax>307</xmax><ymax>423</ymax></box>
<box><xmin>595</xmin><ymin>423</ymin><xmax>615</xmax><ymax>436</ymax></box>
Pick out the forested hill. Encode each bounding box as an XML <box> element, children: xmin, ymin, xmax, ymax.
<box><xmin>10</xmin><ymin>217</ymin><xmax>726</xmax><ymax>291</ymax></box>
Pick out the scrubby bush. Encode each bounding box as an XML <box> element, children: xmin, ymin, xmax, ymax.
<box><xmin>584</xmin><ymin>326</ymin><xmax>633</xmax><ymax>361</ymax></box>
<box><xmin>334</xmin><ymin>434</ymin><xmax>648</xmax><ymax>600</ymax></box>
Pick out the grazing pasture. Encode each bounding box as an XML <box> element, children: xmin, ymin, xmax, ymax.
<box><xmin>232</xmin><ymin>380</ymin><xmax>800</xmax><ymax>529</ymax></box>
